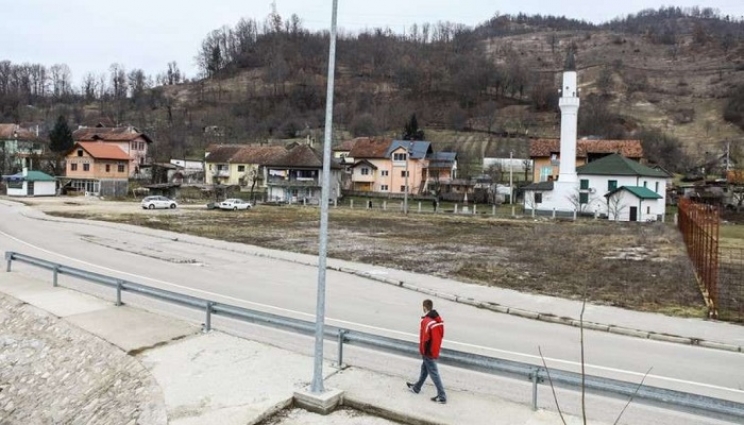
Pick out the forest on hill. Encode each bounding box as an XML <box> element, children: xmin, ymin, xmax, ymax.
<box><xmin>2</xmin><ymin>5</ymin><xmax>744</xmax><ymax>176</ymax></box>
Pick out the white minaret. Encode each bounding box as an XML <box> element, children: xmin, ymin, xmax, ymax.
<box><xmin>558</xmin><ymin>50</ymin><xmax>580</xmax><ymax>183</ymax></box>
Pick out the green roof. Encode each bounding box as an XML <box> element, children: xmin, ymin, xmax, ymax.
<box><xmin>577</xmin><ymin>154</ymin><xmax>669</xmax><ymax>178</ymax></box>
<box><xmin>22</xmin><ymin>171</ymin><xmax>56</xmax><ymax>182</ymax></box>
<box><xmin>606</xmin><ymin>186</ymin><xmax>662</xmax><ymax>200</ymax></box>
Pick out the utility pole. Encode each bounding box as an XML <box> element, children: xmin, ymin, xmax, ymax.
<box><xmin>311</xmin><ymin>0</ymin><xmax>338</xmax><ymax>395</ymax></box>
<box><xmin>509</xmin><ymin>151</ymin><xmax>514</xmax><ymax>205</ymax></box>
<box><xmin>404</xmin><ymin>141</ymin><xmax>410</xmax><ymax>214</ymax></box>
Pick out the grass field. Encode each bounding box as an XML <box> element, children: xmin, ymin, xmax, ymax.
<box><xmin>49</xmin><ymin>203</ymin><xmax>711</xmax><ymax>318</ymax></box>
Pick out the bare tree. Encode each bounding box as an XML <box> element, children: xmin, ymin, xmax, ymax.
<box><xmin>607</xmin><ymin>191</ymin><xmax>628</xmax><ymax>221</ymax></box>
<box><xmin>566</xmin><ymin>187</ymin><xmax>597</xmax><ymax>214</ymax></box>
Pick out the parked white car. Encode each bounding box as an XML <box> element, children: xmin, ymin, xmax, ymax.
<box><xmin>141</xmin><ymin>196</ymin><xmax>178</xmax><ymax>210</ymax></box>
<box><xmin>219</xmin><ymin>198</ymin><xmax>253</xmax><ymax>211</ymax></box>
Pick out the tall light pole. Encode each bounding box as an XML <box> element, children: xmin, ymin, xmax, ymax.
<box><xmin>311</xmin><ymin>0</ymin><xmax>338</xmax><ymax>395</ymax></box>
<box><xmin>403</xmin><ymin>141</ymin><xmax>410</xmax><ymax>214</ymax></box>
<box><xmin>509</xmin><ymin>151</ymin><xmax>514</xmax><ymax>205</ymax></box>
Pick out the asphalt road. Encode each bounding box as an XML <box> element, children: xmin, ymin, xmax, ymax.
<box><xmin>1</xmin><ymin>199</ymin><xmax>742</xmax><ymax>405</ymax></box>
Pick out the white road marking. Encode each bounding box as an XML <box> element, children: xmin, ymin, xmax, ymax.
<box><xmin>1</xmin><ymin>227</ymin><xmax>743</xmax><ymax>397</ymax></box>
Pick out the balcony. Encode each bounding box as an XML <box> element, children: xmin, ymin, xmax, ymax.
<box><xmin>267</xmin><ymin>176</ymin><xmax>320</xmax><ymax>187</ymax></box>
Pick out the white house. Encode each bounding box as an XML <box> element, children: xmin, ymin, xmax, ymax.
<box><xmin>3</xmin><ymin>168</ymin><xmax>56</xmax><ymax>197</ymax></box>
<box><xmin>523</xmin><ymin>51</ymin><xmax>669</xmax><ymax>222</ymax></box>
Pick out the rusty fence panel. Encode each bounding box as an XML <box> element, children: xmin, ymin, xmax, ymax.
<box><xmin>677</xmin><ymin>198</ymin><xmax>720</xmax><ymax>318</ymax></box>
<box><xmin>718</xmin><ymin>247</ymin><xmax>744</xmax><ymax>322</ymax></box>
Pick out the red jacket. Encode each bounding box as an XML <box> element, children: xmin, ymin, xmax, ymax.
<box><xmin>419</xmin><ymin>310</ymin><xmax>444</xmax><ymax>359</ymax></box>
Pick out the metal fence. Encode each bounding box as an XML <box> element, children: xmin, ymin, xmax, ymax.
<box><xmin>677</xmin><ymin>198</ymin><xmax>720</xmax><ymax>318</ymax></box>
<box><xmin>4</xmin><ymin>251</ymin><xmax>744</xmax><ymax>422</ymax></box>
<box><xmin>719</xmin><ymin>247</ymin><xmax>744</xmax><ymax>322</ymax></box>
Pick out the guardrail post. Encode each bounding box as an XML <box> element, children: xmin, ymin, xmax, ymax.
<box><xmin>5</xmin><ymin>252</ymin><xmax>12</xmax><ymax>272</ymax></box>
<box><xmin>204</xmin><ymin>302</ymin><xmax>213</xmax><ymax>332</ymax></box>
<box><xmin>116</xmin><ymin>280</ymin><xmax>124</xmax><ymax>306</ymax></box>
<box><xmin>337</xmin><ymin>329</ymin><xmax>347</xmax><ymax>369</ymax></box>
<box><xmin>531</xmin><ymin>371</ymin><xmax>539</xmax><ymax>411</ymax></box>
<box><xmin>53</xmin><ymin>265</ymin><xmax>59</xmax><ymax>287</ymax></box>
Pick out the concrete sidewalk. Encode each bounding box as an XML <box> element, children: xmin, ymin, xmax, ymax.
<box><xmin>1</xmin><ymin>271</ymin><xmax>622</xmax><ymax>425</ymax></box>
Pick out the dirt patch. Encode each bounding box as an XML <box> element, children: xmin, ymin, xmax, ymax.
<box><xmin>48</xmin><ymin>203</ymin><xmax>705</xmax><ymax>317</ymax></box>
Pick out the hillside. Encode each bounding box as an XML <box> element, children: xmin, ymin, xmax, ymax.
<box><xmin>3</xmin><ymin>7</ymin><xmax>744</xmax><ymax>177</ymax></box>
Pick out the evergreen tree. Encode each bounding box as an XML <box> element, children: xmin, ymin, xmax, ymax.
<box><xmin>402</xmin><ymin>114</ymin><xmax>425</xmax><ymax>140</ymax></box>
<box><xmin>49</xmin><ymin>115</ymin><xmax>74</xmax><ymax>153</ymax></box>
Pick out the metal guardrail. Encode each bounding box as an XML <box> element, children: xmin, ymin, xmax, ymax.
<box><xmin>5</xmin><ymin>251</ymin><xmax>744</xmax><ymax>422</ymax></box>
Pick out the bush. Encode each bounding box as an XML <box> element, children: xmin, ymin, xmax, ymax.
<box><xmin>723</xmin><ymin>85</ymin><xmax>744</xmax><ymax>130</ymax></box>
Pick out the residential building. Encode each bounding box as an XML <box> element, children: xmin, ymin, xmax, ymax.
<box><xmin>204</xmin><ymin>144</ymin><xmax>288</xmax><ymax>190</ymax></box>
<box><xmin>64</xmin><ymin>142</ymin><xmax>129</xmax><ymax>197</ymax></box>
<box><xmin>347</xmin><ymin>138</ymin><xmax>446</xmax><ymax>196</ymax></box>
<box><xmin>265</xmin><ymin>144</ymin><xmax>342</xmax><ymax>203</ymax></box>
<box><xmin>530</xmin><ymin>138</ymin><xmax>643</xmax><ymax>183</ymax></box>
<box><xmin>3</xmin><ymin>168</ymin><xmax>56</xmax><ymax>197</ymax></box>
<box><xmin>522</xmin><ymin>53</ymin><xmax>668</xmax><ymax>222</ymax></box>
<box><xmin>0</xmin><ymin>124</ymin><xmax>46</xmax><ymax>174</ymax></box>
<box><xmin>72</xmin><ymin>125</ymin><xmax>153</xmax><ymax>178</ymax></box>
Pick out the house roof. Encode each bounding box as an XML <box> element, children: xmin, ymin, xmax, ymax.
<box><xmin>268</xmin><ymin>144</ymin><xmax>325</xmax><ymax>168</ymax></box>
<box><xmin>387</xmin><ymin>140</ymin><xmax>432</xmax><ymax>159</ymax></box>
<box><xmin>73</xmin><ymin>126</ymin><xmax>154</xmax><ymax>144</ymax></box>
<box><xmin>347</xmin><ymin>138</ymin><xmax>393</xmax><ymax>158</ymax></box>
<box><xmin>229</xmin><ymin>146</ymin><xmax>288</xmax><ymax>165</ymax></box>
<box><xmin>333</xmin><ymin>138</ymin><xmax>360</xmax><ymax>152</ymax></box>
<box><xmin>3</xmin><ymin>170</ymin><xmax>56</xmax><ymax>182</ymax></box>
<box><xmin>205</xmin><ymin>146</ymin><xmax>244</xmax><ymax>163</ymax></box>
<box><xmin>576</xmin><ymin>153</ymin><xmax>668</xmax><ymax>177</ymax></box>
<box><xmin>427</xmin><ymin>151</ymin><xmax>457</xmax><ymax>169</ymax></box>
<box><xmin>350</xmin><ymin>159</ymin><xmax>378</xmax><ymax>170</ymax></box>
<box><xmin>529</xmin><ymin>139</ymin><xmax>644</xmax><ymax>159</ymax></box>
<box><xmin>523</xmin><ymin>181</ymin><xmax>555</xmax><ymax>191</ymax></box>
<box><xmin>0</xmin><ymin>124</ymin><xmax>43</xmax><ymax>142</ymax></box>
<box><xmin>70</xmin><ymin>142</ymin><xmax>130</xmax><ymax>161</ymax></box>
<box><xmin>606</xmin><ymin>186</ymin><xmax>662</xmax><ymax>200</ymax></box>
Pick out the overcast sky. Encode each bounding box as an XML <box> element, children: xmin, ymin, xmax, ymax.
<box><xmin>4</xmin><ymin>0</ymin><xmax>743</xmax><ymax>85</ymax></box>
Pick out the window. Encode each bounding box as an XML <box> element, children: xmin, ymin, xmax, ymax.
<box><xmin>401</xmin><ymin>170</ymin><xmax>409</xmax><ymax>177</ymax></box>
<box><xmin>608</xmin><ymin>180</ymin><xmax>618</xmax><ymax>191</ymax></box>
<box><xmin>70</xmin><ymin>163</ymin><xmax>78</xmax><ymax>171</ymax></box>
<box><xmin>539</xmin><ymin>166</ymin><xmax>552</xmax><ymax>182</ymax></box>
<box><xmin>238</xmin><ymin>165</ymin><xmax>245</xmax><ymax>172</ymax></box>
<box><xmin>118</xmin><ymin>164</ymin><xmax>125</xmax><ymax>173</ymax></box>
<box><xmin>580</xmin><ymin>179</ymin><xmax>589</xmax><ymax>190</ymax></box>
<box><xmin>83</xmin><ymin>163</ymin><xmax>90</xmax><ymax>172</ymax></box>
<box><xmin>643</xmin><ymin>181</ymin><xmax>648</xmax><ymax>188</ymax></box>
<box><xmin>381</xmin><ymin>185</ymin><xmax>389</xmax><ymax>191</ymax></box>
<box><xmin>647</xmin><ymin>206</ymin><xmax>651</xmax><ymax>214</ymax></box>
<box><xmin>393</xmin><ymin>153</ymin><xmax>407</xmax><ymax>161</ymax></box>
<box><xmin>534</xmin><ymin>193</ymin><xmax>543</xmax><ymax>204</ymax></box>
<box><xmin>579</xmin><ymin>193</ymin><xmax>588</xmax><ymax>204</ymax></box>
<box><xmin>400</xmin><ymin>185</ymin><xmax>406</xmax><ymax>192</ymax></box>
<box><xmin>105</xmin><ymin>164</ymin><xmax>111</xmax><ymax>172</ymax></box>
<box><xmin>655</xmin><ymin>182</ymin><xmax>659</xmax><ymax>193</ymax></box>
<box><xmin>381</xmin><ymin>170</ymin><xmax>389</xmax><ymax>177</ymax></box>
<box><xmin>77</xmin><ymin>150</ymin><xmax>83</xmax><ymax>157</ymax></box>
<box><xmin>361</xmin><ymin>167</ymin><xmax>370</xmax><ymax>176</ymax></box>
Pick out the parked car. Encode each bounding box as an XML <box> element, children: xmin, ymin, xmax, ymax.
<box><xmin>141</xmin><ymin>196</ymin><xmax>178</xmax><ymax>210</ymax></box>
<box><xmin>219</xmin><ymin>198</ymin><xmax>253</xmax><ymax>211</ymax></box>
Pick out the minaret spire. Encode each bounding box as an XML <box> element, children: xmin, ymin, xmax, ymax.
<box><xmin>557</xmin><ymin>47</ymin><xmax>580</xmax><ymax>183</ymax></box>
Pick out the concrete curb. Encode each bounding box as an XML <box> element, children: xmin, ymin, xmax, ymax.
<box><xmin>342</xmin><ymin>397</ymin><xmax>447</xmax><ymax>425</ymax></box>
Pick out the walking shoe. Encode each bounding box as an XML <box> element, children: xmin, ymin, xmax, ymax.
<box><xmin>430</xmin><ymin>396</ymin><xmax>447</xmax><ymax>404</ymax></box>
<box><xmin>406</xmin><ymin>382</ymin><xmax>419</xmax><ymax>394</ymax></box>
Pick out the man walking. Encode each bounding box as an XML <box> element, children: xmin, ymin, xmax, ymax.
<box><xmin>407</xmin><ymin>299</ymin><xmax>446</xmax><ymax>404</ymax></box>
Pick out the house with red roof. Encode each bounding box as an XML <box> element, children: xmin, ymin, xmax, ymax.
<box><xmin>72</xmin><ymin>125</ymin><xmax>153</xmax><ymax>178</ymax></box>
<box><xmin>64</xmin><ymin>142</ymin><xmax>130</xmax><ymax>196</ymax></box>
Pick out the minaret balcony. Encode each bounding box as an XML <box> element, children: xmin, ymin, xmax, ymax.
<box><xmin>559</xmin><ymin>97</ymin><xmax>580</xmax><ymax>107</ymax></box>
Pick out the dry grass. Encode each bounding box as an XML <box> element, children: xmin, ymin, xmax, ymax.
<box><xmin>49</xmin><ymin>204</ymin><xmax>706</xmax><ymax>317</ymax></box>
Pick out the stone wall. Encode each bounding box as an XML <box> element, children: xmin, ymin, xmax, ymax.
<box><xmin>0</xmin><ymin>294</ymin><xmax>166</xmax><ymax>424</ymax></box>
